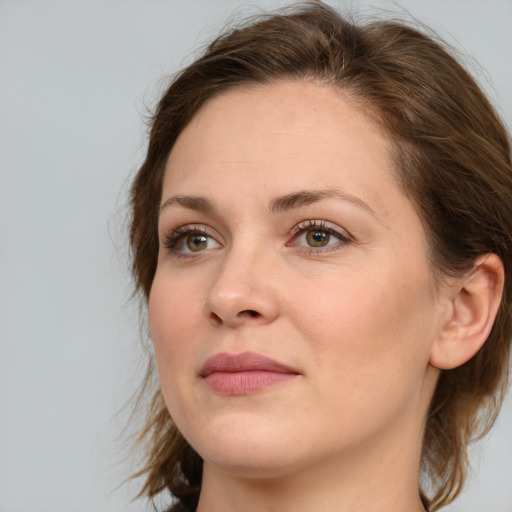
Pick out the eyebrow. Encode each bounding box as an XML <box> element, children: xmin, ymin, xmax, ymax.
<box><xmin>160</xmin><ymin>195</ymin><xmax>217</xmax><ymax>214</ymax></box>
<box><xmin>268</xmin><ymin>189</ymin><xmax>375</xmax><ymax>216</ymax></box>
<box><xmin>159</xmin><ymin>189</ymin><xmax>375</xmax><ymax>217</ymax></box>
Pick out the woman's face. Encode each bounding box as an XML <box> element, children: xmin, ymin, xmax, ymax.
<box><xmin>149</xmin><ymin>81</ymin><xmax>445</xmax><ymax>479</ymax></box>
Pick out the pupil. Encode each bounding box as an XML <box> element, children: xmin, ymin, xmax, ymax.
<box><xmin>187</xmin><ymin>234</ymin><xmax>207</xmax><ymax>251</ymax></box>
<box><xmin>307</xmin><ymin>230</ymin><xmax>330</xmax><ymax>247</ymax></box>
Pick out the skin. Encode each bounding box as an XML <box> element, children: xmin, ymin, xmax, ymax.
<box><xmin>149</xmin><ymin>81</ymin><xmax>464</xmax><ymax>512</ymax></box>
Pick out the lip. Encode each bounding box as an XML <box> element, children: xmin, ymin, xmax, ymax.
<box><xmin>199</xmin><ymin>351</ymin><xmax>300</xmax><ymax>395</ymax></box>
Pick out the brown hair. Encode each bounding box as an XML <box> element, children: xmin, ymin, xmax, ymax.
<box><xmin>128</xmin><ymin>2</ymin><xmax>512</xmax><ymax>510</ymax></box>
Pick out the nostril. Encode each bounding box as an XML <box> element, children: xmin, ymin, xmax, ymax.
<box><xmin>209</xmin><ymin>312</ymin><xmax>222</xmax><ymax>325</ymax></box>
<box><xmin>239</xmin><ymin>309</ymin><xmax>260</xmax><ymax>318</ymax></box>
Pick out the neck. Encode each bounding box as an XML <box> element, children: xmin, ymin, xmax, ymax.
<box><xmin>197</xmin><ymin>417</ymin><xmax>428</xmax><ymax>512</ymax></box>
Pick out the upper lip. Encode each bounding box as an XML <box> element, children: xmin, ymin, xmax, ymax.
<box><xmin>199</xmin><ymin>351</ymin><xmax>300</xmax><ymax>377</ymax></box>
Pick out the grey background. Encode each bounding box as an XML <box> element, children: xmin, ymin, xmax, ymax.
<box><xmin>1</xmin><ymin>1</ymin><xmax>511</xmax><ymax>510</ymax></box>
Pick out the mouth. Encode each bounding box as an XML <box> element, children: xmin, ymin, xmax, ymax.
<box><xmin>199</xmin><ymin>351</ymin><xmax>300</xmax><ymax>395</ymax></box>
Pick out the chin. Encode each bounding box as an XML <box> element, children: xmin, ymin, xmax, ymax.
<box><xmin>183</xmin><ymin>413</ymin><xmax>303</xmax><ymax>478</ymax></box>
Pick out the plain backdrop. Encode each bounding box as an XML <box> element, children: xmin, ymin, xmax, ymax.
<box><xmin>1</xmin><ymin>1</ymin><xmax>511</xmax><ymax>511</ymax></box>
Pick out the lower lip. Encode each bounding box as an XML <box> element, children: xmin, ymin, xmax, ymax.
<box><xmin>203</xmin><ymin>370</ymin><xmax>297</xmax><ymax>395</ymax></box>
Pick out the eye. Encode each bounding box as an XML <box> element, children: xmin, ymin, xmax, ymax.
<box><xmin>304</xmin><ymin>229</ymin><xmax>333</xmax><ymax>247</ymax></box>
<box><xmin>164</xmin><ymin>226</ymin><xmax>221</xmax><ymax>254</ymax></box>
<box><xmin>289</xmin><ymin>220</ymin><xmax>350</xmax><ymax>251</ymax></box>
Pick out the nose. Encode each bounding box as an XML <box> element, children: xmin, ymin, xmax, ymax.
<box><xmin>204</xmin><ymin>245</ymin><xmax>280</xmax><ymax>328</ymax></box>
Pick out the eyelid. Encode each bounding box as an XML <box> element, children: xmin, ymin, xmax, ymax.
<box><xmin>289</xmin><ymin>219</ymin><xmax>351</xmax><ymax>239</ymax></box>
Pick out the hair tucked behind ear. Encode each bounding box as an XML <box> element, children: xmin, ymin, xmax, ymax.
<box><xmin>128</xmin><ymin>2</ymin><xmax>512</xmax><ymax>510</ymax></box>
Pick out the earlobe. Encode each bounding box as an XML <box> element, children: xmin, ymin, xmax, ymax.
<box><xmin>429</xmin><ymin>253</ymin><xmax>505</xmax><ymax>370</ymax></box>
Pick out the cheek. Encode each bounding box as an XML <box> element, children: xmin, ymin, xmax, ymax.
<box><xmin>148</xmin><ymin>273</ymin><xmax>201</xmax><ymax>385</ymax></box>
<box><xmin>295</xmin><ymin>263</ymin><xmax>436</xmax><ymax>380</ymax></box>
<box><xmin>313</xmin><ymin>278</ymin><xmax>434</xmax><ymax>428</ymax></box>
<box><xmin>148</xmin><ymin>273</ymin><xmax>214</xmax><ymax>437</ymax></box>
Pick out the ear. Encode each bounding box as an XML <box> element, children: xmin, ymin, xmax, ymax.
<box><xmin>429</xmin><ymin>253</ymin><xmax>505</xmax><ymax>370</ymax></box>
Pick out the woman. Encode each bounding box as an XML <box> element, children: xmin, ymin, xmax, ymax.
<box><xmin>128</xmin><ymin>2</ymin><xmax>512</xmax><ymax>511</ymax></box>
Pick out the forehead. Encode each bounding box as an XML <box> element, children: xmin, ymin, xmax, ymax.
<box><xmin>163</xmin><ymin>81</ymin><xmax>396</xmax><ymax>202</ymax></box>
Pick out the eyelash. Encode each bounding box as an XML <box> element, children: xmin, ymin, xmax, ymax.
<box><xmin>162</xmin><ymin>220</ymin><xmax>351</xmax><ymax>256</ymax></box>
<box><xmin>163</xmin><ymin>225</ymin><xmax>215</xmax><ymax>251</ymax></box>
